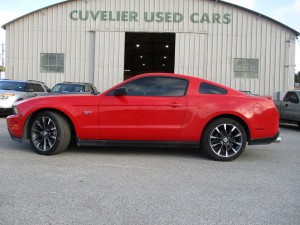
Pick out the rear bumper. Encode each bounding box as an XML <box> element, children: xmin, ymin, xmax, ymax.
<box><xmin>248</xmin><ymin>131</ymin><xmax>281</xmax><ymax>145</ymax></box>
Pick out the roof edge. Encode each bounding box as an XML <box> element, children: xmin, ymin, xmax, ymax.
<box><xmin>1</xmin><ymin>0</ymin><xmax>71</xmax><ymax>30</ymax></box>
<box><xmin>218</xmin><ymin>0</ymin><xmax>300</xmax><ymax>36</ymax></box>
<box><xmin>1</xmin><ymin>0</ymin><xmax>300</xmax><ymax>36</ymax></box>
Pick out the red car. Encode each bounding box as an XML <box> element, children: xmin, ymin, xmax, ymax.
<box><xmin>6</xmin><ymin>73</ymin><xmax>280</xmax><ymax>161</ymax></box>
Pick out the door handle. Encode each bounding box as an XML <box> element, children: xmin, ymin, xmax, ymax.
<box><xmin>168</xmin><ymin>102</ymin><xmax>184</xmax><ymax>107</ymax></box>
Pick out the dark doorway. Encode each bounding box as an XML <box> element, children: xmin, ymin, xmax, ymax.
<box><xmin>124</xmin><ymin>32</ymin><xmax>175</xmax><ymax>80</ymax></box>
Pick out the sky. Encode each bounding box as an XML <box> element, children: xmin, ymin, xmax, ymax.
<box><xmin>0</xmin><ymin>0</ymin><xmax>300</xmax><ymax>72</ymax></box>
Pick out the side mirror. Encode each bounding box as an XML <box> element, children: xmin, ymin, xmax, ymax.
<box><xmin>114</xmin><ymin>87</ymin><xmax>127</xmax><ymax>96</ymax></box>
<box><xmin>27</xmin><ymin>88</ymin><xmax>34</xmax><ymax>92</ymax></box>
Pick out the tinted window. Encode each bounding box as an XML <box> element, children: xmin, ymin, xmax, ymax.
<box><xmin>110</xmin><ymin>77</ymin><xmax>188</xmax><ymax>96</ymax></box>
<box><xmin>32</xmin><ymin>84</ymin><xmax>45</xmax><ymax>92</ymax></box>
<box><xmin>199</xmin><ymin>82</ymin><xmax>228</xmax><ymax>95</ymax></box>
<box><xmin>51</xmin><ymin>84</ymin><xmax>85</xmax><ymax>93</ymax></box>
<box><xmin>0</xmin><ymin>81</ymin><xmax>26</xmax><ymax>91</ymax></box>
<box><xmin>85</xmin><ymin>85</ymin><xmax>93</xmax><ymax>93</ymax></box>
<box><xmin>284</xmin><ymin>92</ymin><xmax>299</xmax><ymax>103</ymax></box>
<box><xmin>283</xmin><ymin>92</ymin><xmax>291</xmax><ymax>101</ymax></box>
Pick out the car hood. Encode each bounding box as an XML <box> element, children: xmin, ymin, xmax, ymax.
<box><xmin>0</xmin><ymin>89</ymin><xmax>22</xmax><ymax>94</ymax></box>
<box><xmin>37</xmin><ymin>92</ymin><xmax>95</xmax><ymax>96</ymax></box>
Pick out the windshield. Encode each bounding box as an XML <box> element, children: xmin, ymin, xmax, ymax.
<box><xmin>0</xmin><ymin>81</ymin><xmax>27</xmax><ymax>91</ymax></box>
<box><xmin>51</xmin><ymin>84</ymin><xmax>85</xmax><ymax>93</ymax></box>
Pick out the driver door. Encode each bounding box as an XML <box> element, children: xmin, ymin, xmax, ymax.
<box><xmin>98</xmin><ymin>76</ymin><xmax>188</xmax><ymax>141</ymax></box>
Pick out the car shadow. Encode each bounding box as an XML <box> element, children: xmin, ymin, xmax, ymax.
<box><xmin>279</xmin><ymin>123</ymin><xmax>300</xmax><ymax>131</ymax></box>
<box><xmin>67</xmin><ymin>145</ymin><xmax>208</xmax><ymax>160</ymax></box>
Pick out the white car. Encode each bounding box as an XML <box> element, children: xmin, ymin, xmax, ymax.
<box><xmin>0</xmin><ymin>79</ymin><xmax>50</xmax><ymax>115</ymax></box>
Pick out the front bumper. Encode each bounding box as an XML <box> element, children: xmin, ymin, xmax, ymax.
<box><xmin>248</xmin><ymin>131</ymin><xmax>281</xmax><ymax>145</ymax></box>
<box><xmin>6</xmin><ymin>114</ymin><xmax>24</xmax><ymax>142</ymax></box>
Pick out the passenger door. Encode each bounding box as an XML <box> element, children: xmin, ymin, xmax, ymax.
<box><xmin>282</xmin><ymin>92</ymin><xmax>300</xmax><ymax>122</ymax></box>
<box><xmin>99</xmin><ymin>76</ymin><xmax>188</xmax><ymax>141</ymax></box>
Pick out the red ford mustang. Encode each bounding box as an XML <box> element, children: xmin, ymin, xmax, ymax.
<box><xmin>6</xmin><ymin>73</ymin><xmax>280</xmax><ymax>161</ymax></box>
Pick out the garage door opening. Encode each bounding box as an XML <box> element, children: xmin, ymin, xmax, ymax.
<box><xmin>124</xmin><ymin>32</ymin><xmax>175</xmax><ymax>80</ymax></box>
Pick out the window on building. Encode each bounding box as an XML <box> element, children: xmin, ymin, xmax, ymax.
<box><xmin>234</xmin><ymin>58</ymin><xmax>259</xmax><ymax>79</ymax></box>
<box><xmin>40</xmin><ymin>53</ymin><xmax>64</xmax><ymax>73</ymax></box>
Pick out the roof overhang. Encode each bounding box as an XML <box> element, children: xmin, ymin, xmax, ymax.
<box><xmin>1</xmin><ymin>0</ymin><xmax>300</xmax><ymax>36</ymax></box>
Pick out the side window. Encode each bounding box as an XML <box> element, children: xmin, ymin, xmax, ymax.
<box><xmin>33</xmin><ymin>84</ymin><xmax>45</xmax><ymax>92</ymax></box>
<box><xmin>26</xmin><ymin>84</ymin><xmax>35</xmax><ymax>92</ymax></box>
<box><xmin>283</xmin><ymin>92</ymin><xmax>291</xmax><ymax>102</ymax></box>
<box><xmin>199</xmin><ymin>82</ymin><xmax>228</xmax><ymax>94</ymax></box>
<box><xmin>110</xmin><ymin>77</ymin><xmax>188</xmax><ymax>96</ymax></box>
<box><xmin>85</xmin><ymin>85</ymin><xmax>93</xmax><ymax>93</ymax></box>
<box><xmin>286</xmin><ymin>92</ymin><xmax>299</xmax><ymax>104</ymax></box>
<box><xmin>92</xmin><ymin>86</ymin><xmax>98</xmax><ymax>93</ymax></box>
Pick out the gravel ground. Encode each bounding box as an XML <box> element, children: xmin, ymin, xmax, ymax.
<box><xmin>0</xmin><ymin>117</ymin><xmax>299</xmax><ymax>225</ymax></box>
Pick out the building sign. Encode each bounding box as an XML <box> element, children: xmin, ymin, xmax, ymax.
<box><xmin>69</xmin><ymin>10</ymin><xmax>231</xmax><ymax>24</ymax></box>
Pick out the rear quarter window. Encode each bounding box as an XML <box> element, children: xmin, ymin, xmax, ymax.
<box><xmin>199</xmin><ymin>82</ymin><xmax>228</xmax><ymax>95</ymax></box>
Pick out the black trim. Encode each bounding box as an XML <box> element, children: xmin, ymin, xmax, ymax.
<box><xmin>248</xmin><ymin>131</ymin><xmax>280</xmax><ymax>145</ymax></box>
<box><xmin>77</xmin><ymin>139</ymin><xmax>199</xmax><ymax>148</ymax></box>
<box><xmin>8</xmin><ymin>133</ymin><xmax>23</xmax><ymax>143</ymax></box>
<box><xmin>0</xmin><ymin>108</ymin><xmax>13</xmax><ymax>116</ymax></box>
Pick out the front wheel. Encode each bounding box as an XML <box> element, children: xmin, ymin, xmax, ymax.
<box><xmin>29</xmin><ymin>111</ymin><xmax>71</xmax><ymax>155</ymax></box>
<box><xmin>201</xmin><ymin>118</ymin><xmax>247</xmax><ymax>161</ymax></box>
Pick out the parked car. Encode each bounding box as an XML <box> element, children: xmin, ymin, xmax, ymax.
<box><xmin>6</xmin><ymin>73</ymin><xmax>280</xmax><ymax>161</ymax></box>
<box><xmin>50</xmin><ymin>82</ymin><xmax>98</xmax><ymax>94</ymax></box>
<box><xmin>274</xmin><ymin>90</ymin><xmax>300</xmax><ymax>127</ymax></box>
<box><xmin>0</xmin><ymin>79</ymin><xmax>49</xmax><ymax>115</ymax></box>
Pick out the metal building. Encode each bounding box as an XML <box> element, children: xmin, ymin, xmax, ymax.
<box><xmin>2</xmin><ymin>0</ymin><xmax>299</xmax><ymax>98</ymax></box>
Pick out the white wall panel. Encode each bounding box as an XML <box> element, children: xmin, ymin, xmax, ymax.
<box><xmin>175</xmin><ymin>33</ymin><xmax>206</xmax><ymax>77</ymax></box>
<box><xmin>94</xmin><ymin>31</ymin><xmax>125</xmax><ymax>92</ymax></box>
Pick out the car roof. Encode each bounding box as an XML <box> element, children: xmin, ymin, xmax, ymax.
<box><xmin>0</xmin><ymin>79</ymin><xmax>46</xmax><ymax>84</ymax></box>
<box><xmin>60</xmin><ymin>82</ymin><xmax>94</xmax><ymax>85</ymax></box>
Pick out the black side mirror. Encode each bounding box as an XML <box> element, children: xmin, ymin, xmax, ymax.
<box><xmin>114</xmin><ymin>87</ymin><xmax>127</xmax><ymax>96</ymax></box>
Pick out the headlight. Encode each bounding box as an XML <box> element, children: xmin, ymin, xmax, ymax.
<box><xmin>0</xmin><ymin>93</ymin><xmax>15</xmax><ymax>99</ymax></box>
<box><xmin>12</xmin><ymin>106</ymin><xmax>19</xmax><ymax>115</ymax></box>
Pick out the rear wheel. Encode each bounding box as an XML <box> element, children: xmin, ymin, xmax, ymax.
<box><xmin>201</xmin><ymin>118</ymin><xmax>247</xmax><ymax>161</ymax></box>
<box><xmin>29</xmin><ymin>111</ymin><xmax>71</xmax><ymax>155</ymax></box>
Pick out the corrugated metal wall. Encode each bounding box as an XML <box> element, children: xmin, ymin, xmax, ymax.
<box><xmin>4</xmin><ymin>0</ymin><xmax>297</xmax><ymax>97</ymax></box>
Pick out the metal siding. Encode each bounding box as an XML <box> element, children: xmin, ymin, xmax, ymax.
<box><xmin>3</xmin><ymin>0</ymin><xmax>298</xmax><ymax>98</ymax></box>
<box><xmin>94</xmin><ymin>31</ymin><xmax>125</xmax><ymax>92</ymax></box>
<box><xmin>175</xmin><ymin>33</ymin><xmax>206</xmax><ymax>77</ymax></box>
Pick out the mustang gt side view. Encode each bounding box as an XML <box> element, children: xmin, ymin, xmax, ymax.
<box><xmin>6</xmin><ymin>73</ymin><xmax>281</xmax><ymax>161</ymax></box>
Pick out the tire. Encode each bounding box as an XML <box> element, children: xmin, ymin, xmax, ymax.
<box><xmin>29</xmin><ymin>111</ymin><xmax>71</xmax><ymax>155</ymax></box>
<box><xmin>201</xmin><ymin>118</ymin><xmax>247</xmax><ymax>161</ymax></box>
